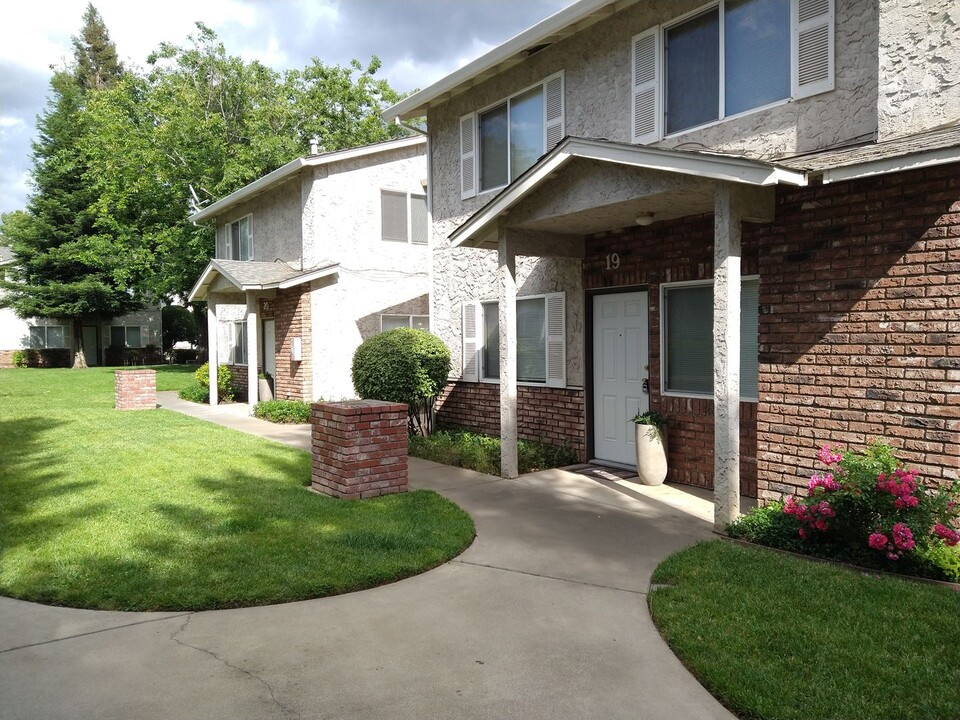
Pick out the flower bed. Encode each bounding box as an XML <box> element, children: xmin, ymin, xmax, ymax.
<box><xmin>729</xmin><ymin>441</ymin><xmax>960</xmax><ymax>582</ymax></box>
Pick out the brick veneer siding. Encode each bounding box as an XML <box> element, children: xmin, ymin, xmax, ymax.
<box><xmin>753</xmin><ymin>163</ymin><xmax>960</xmax><ymax>501</ymax></box>
<box><xmin>0</xmin><ymin>348</ymin><xmax>71</xmax><ymax>368</ymax></box>
<box><xmin>115</xmin><ymin>369</ymin><xmax>157</xmax><ymax>410</ymax></box>
<box><xmin>274</xmin><ymin>286</ymin><xmax>312</xmax><ymax>401</ymax></box>
<box><xmin>311</xmin><ymin>400</ymin><xmax>409</xmax><ymax>499</ymax></box>
<box><xmin>436</xmin><ymin>382</ymin><xmax>586</xmax><ymax>460</ymax></box>
<box><xmin>584</xmin><ymin>215</ymin><xmax>760</xmax><ymax>497</ymax></box>
<box><xmin>227</xmin><ymin>364</ymin><xmax>249</xmax><ymax>402</ymax></box>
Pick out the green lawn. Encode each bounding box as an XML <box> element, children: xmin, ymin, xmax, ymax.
<box><xmin>649</xmin><ymin>540</ymin><xmax>960</xmax><ymax>720</ymax></box>
<box><xmin>0</xmin><ymin>367</ymin><xmax>474</xmax><ymax>611</ymax></box>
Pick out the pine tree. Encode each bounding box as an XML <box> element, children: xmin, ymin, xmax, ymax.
<box><xmin>0</xmin><ymin>5</ymin><xmax>138</xmax><ymax>368</ymax></box>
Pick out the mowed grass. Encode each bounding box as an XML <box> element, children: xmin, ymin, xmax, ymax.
<box><xmin>649</xmin><ymin>540</ymin><xmax>960</xmax><ymax>720</ymax></box>
<box><xmin>0</xmin><ymin>367</ymin><xmax>474</xmax><ymax>611</ymax></box>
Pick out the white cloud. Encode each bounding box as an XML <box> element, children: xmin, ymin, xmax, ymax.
<box><xmin>0</xmin><ymin>117</ymin><xmax>25</xmax><ymax>129</ymax></box>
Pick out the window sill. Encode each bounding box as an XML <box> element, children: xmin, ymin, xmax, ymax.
<box><xmin>661</xmin><ymin>97</ymin><xmax>791</xmax><ymax>142</ymax></box>
<box><xmin>661</xmin><ymin>390</ymin><xmax>758</xmax><ymax>404</ymax></box>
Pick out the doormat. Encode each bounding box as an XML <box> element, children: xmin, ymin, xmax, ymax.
<box><xmin>562</xmin><ymin>463</ymin><xmax>638</xmax><ymax>482</ymax></box>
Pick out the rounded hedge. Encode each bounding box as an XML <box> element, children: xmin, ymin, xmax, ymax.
<box><xmin>351</xmin><ymin>328</ymin><xmax>451</xmax><ymax>406</ymax></box>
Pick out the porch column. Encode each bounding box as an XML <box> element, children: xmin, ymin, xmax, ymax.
<box><xmin>713</xmin><ymin>184</ymin><xmax>742</xmax><ymax>530</ymax></box>
<box><xmin>246</xmin><ymin>294</ymin><xmax>259</xmax><ymax>409</ymax></box>
<box><xmin>207</xmin><ymin>298</ymin><xmax>219</xmax><ymax>406</ymax></box>
<box><xmin>498</xmin><ymin>225</ymin><xmax>518</xmax><ymax>479</ymax></box>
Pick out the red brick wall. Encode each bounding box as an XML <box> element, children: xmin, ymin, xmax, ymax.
<box><xmin>754</xmin><ymin>163</ymin><xmax>960</xmax><ymax>501</ymax></box>
<box><xmin>114</xmin><ymin>369</ymin><xmax>156</xmax><ymax>410</ymax></box>
<box><xmin>311</xmin><ymin>400</ymin><xmax>408</xmax><ymax>499</ymax></box>
<box><xmin>584</xmin><ymin>215</ymin><xmax>760</xmax><ymax>496</ymax></box>
<box><xmin>436</xmin><ymin>381</ymin><xmax>586</xmax><ymax>460</ymax></box>
<box><xmin>274</xmin><ymin>286</ymin><xmax>312</xmax><ymax>401</ymax></box>
<box><xmin>227</xmin><ymin>364</ymin><xmax>249</xmax><ymax>402</ymax></box>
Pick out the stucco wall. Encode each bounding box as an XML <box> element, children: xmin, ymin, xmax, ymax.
<box><xmin>877</xmin><ymin>0</ymin><xmax>960</xmax><ymax>141</ymax></box>
<box><xmin>214</xmin><ymin>177</ymin><xmax>303</xmax><ymax>264</ymax></box>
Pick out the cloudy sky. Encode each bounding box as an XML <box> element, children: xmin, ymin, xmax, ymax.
<box><xmin>0</xmin><ymin>0</ymin><xmax>569</xmax><ymax>215</ymax></box>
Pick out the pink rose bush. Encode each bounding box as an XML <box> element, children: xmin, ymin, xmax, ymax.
<box><xmin>730</xmin><ymin>441</ymin><xmax>960</xmax><ymax>581</ymax></box>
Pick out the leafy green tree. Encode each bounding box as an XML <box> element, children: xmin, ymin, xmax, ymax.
<box><xmin>72</xmin><ymin>3</ymin><xmax>123</xmax><ymax>90</ymax></box>
<box><xmin>0</xmin><ymin>13</ymin><xmax>141</xmax><ymax>368</ymax></box>
<box><xmin>161</xmin><ymin>305</ymin><xmax>198</xmax><ymax>350</ymax></box>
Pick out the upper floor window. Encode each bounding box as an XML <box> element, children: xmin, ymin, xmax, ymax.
<box><xmin>460</xmin><ymin>72</ymin><xmax>565</xmax><ymax>199</ymax></box>
<box><xmin>381</xmin><ymin>191</ymin><xmax>428</xmax><ymax>245</ymax></box>
<box><xmin>29</xmin><ymin>325</ymin><xmax>65</xmax><ymax>349</ymax></box>
<box><xmin>633</xmin><ymin>0</ymin><xmax>833</xmax><ymax>143</ymax></box>
<box><xmin>110</xmin><ymin>325</ymin><xmax>143</xmax><ymax>348</ymax></box>
<box><xmin>229</xmin><ymin>216</ymin><xmax>252</xmax><ymax>261</ymax></box>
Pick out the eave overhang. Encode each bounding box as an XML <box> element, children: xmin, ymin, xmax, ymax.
<box><xmin>449</xmin><ymin>137</ymin><xmax>808</xmax><ymax>249</ymax></box>
<box><xmin>187</xmin><ymin>260</ymin><xmax>339</xmax><ymax>303</ymax></box>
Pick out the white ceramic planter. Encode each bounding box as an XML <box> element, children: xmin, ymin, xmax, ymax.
<box><xmin>634</xmin><ymin>424</ymin><xmax>668</xmax><ymax>486</ymax></box>
<box><xmin>258</xmin><ymin>378</ymin><xmax>274</xmax><ymax>402</ymax></box>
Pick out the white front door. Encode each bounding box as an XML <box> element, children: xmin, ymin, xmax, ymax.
<box><xmin>262</xmin><ymin>319</ymin><xmax>276</xmax><ymax>378</ymax></box>
<box><xmin>593</xmin><ymin>291</ymin><xmax>649</xmax><ymax>466</ymax></box>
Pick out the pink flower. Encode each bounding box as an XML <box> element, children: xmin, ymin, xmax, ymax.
<box><xmin>868</xmin><ymin>532</ymin><xmax>888</xmax><ymax>550</ymax></box>
<box><xmin>894</xmin><ymin>495</ymin><xmax>919</xmax><ymax>509</ymax></box>
<box><xmin>887</xmin><ymin>551</ymin><xmax>900</xmax><ymax>561</ymax></box>
<box><xmin>933</xmin><ymin>524</ymin><xmax>960</xmax><ymax>547</ymax></box>
<box><xmin>817</xmin><ymin>444</ymin><xmax>843</xmax><ymax>465</ymax></box>
<box><xmin>808</xmin><ymin>473</ymin><xmax>840</xmax><ymax>495</ymax></box>
<box><xmin>892</xmin><ymin>523</ymin><xmax>915</xmax><ymax>552</ymax></box>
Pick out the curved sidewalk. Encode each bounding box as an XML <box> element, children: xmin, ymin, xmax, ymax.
<box><xmin>0</xmin><ymin>396</ymin><xmax>735</xmax><ymax>720</ymax></box>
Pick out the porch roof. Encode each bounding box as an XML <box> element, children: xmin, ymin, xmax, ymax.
<box><xmin>187</xmin><ymin>259</ymin><xmax>339</xmax><ymax>302</ymax></box>
<box><xmin>449</xmin><ymin>136</ymin><xmax>807</xmax><ymax>249</ymax></box>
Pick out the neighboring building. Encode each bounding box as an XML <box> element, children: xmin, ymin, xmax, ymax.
<box><xmin>383</xmin><ymin>0</ymin><xmax>960</xmax><ymax>527</ymax></box>
<box><xmin>188</xmin><ymin>136</ymin><xmax>429</xmax><ymax>405</ymax></box>
<box><xmin>0</xmin><ymin>246</ymin><xmax>162</xmax><ymax>368</ymax></box>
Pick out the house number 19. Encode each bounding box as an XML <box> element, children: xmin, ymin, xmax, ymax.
<box><xmin>605</xmin><ymin>253</ymin><xmax>620</xmax><ymax>270</ymax></box>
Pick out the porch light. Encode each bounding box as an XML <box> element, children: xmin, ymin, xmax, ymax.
<box><xmin>635</xmin><ymin>212</ymin><xmax>655</xmax><ymax>226</ymax></box>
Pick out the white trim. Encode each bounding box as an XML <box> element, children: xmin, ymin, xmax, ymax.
<box><xmin>383</xmin><ymin>0</ymin><xmax>636</xmax><ymax>121</ymax></box>
<box><xmin>189</xmin><ymin>136</ymin><xmax>426</xmax><ymax>223</ymax></box>
<box><xmin>821</xmin><ymin>147</ymin><xmax>960</xmax><ymax>184</ymax></box>
<box><xmin>227</xmin><ymin>214</ymin><xmax>253</xmax><ymax>261</ymax></box>
<box><xmin>449</xmin><ymin>137</ymin><xmax>806</xmax><ymax>248</ymax></box>
<box><xmin>659</xmin><ymin>276</ymin><xmax>759</xmax><ymax>402</ymax></box>
<box><xmin>187</xmin><ymin>262</ymin><xmax>339</xmax><ymax>302</ymax></box>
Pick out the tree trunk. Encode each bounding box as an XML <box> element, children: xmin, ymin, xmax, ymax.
<box><xmin>72</xmin><ymin>318</ymin><xmax>88</xmax><ymax>369</ymax></box>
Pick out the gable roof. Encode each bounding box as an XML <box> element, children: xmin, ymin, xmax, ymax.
<box><xmin>449</xmin><ymin>136</ymin><xmax>807</xmax><ymax>248</ymax></box>
<box><xmin>383</xmin><ymin>0</ymin><xmax>632</xmax><ymax>122</ymax></box>
<box><xmin>189</xmin><ymin>136</ymin><xmax>426</xmax><ymax>223</ymax></box>
<box><xmin>187</xmin><ymin>259</ymin><xmax>339</xmax><ymax>302</ymax></box>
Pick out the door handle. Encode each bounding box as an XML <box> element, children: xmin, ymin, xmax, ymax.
<box><xmin>642</xmin><ymin>378</ymin><xmax>649</xmax><ymax>393</ymax></box>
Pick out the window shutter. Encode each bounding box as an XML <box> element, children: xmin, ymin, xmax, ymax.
<box><xmin>792</xmin><ymin>0</ymin><xmax>834</xmax><ymax>99</ymax></box>
<box><xmin>544</xmin><ymin>72</ymin><xmax>565</xmax><ymax>151</ymax></box>
<box><xmin>460</xmin><ymin>113</ymin><xmax>477</xmax><ymax>200</ymax></box>
<box><xmin>632</xmin><ymin>27</ymin><xmax>661</xmax><ymax>145</ymax></box>
<box><xmin>410</xmin><ymin>194</ymin><xmax>428</xmax><ymax>245</ymax></box>
<box><xmin>545</xmin><ymin>292</ymin><xmax>566</xmax><ymax>388</ymax></box>
<box><xmin>462</xmin><ymin>301</ymin><xmax>480</xmax><ymax>382</ymax></box>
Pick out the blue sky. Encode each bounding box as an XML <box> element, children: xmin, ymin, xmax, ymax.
<box><xmin>0</xmin><ymin>0</ymin><xmax>569</xmax><ymax>214</ymax></box>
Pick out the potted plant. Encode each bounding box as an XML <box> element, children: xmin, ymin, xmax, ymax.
<box><xmin>258</xmin><ymin>371</ymin><xmax>274</xmax><ymax>402</ymax></box>
<box><xmin>630</xmin><ymin>410</ymin><xmax>667</xmax><ymax>486</ymax></box>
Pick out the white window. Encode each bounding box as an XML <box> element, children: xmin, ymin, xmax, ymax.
<box><xmin>460</xmin><ymin>72</ymin><xmax>564</xmax><ymax>198</ymax></box>
<box><xmin>29</xmin><ymin>325</ymin><xmax>65</xmax><ymax>349</ymax></box>
<box><xmin>661</xmin><ymin>278</ymin><xmax>759</xmax><ymax>400</ymax></box>
<box><xmin>381</xmin><ymin>191</ymin><xmax>428</xmax><ymax>245</ymax></box>
<box><xmin>381</xmin><ymin>315</ymin><xmax>429</xmax><ymax>332</ymax></box>
<box><xmin>461</xmin><ymin>293</ymin><xmax>565</xmax><ymax>387</ymax></box>
<box><xmin>110</xmin><ymin>326</ymin><xmax>143</xmax><ymax>348</ymax></box>
<box><xmin>228</xmin><ymin>216</ymin><xmax>252</xmax><ymax>260</ymax></box>
<box><xmin>231</xmin><ymin>321</ymin><xmax>247</xmax><ymax>364</ymax></box>
<box><xmin>632</xmin><ymin>0</ymin><xmax>833</xmax><ymax>143</ymax></box>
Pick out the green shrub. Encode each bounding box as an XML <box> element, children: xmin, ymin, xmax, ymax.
<box><xmin>195</xmin><ymin>362</ymin><xmax>232</xmax><ymax>395</ymax></box>
<box><xmin>11</xmin><ymin>350</ymin><xmax>28</xmax><ymax>368</ymax></box>
<box><xmin>728</xmin><ymin>441</ymin><xmax>960</xmax><ymax>580</ymax></box>
<box><xmin>351</xmin><ymin>329</ymin><xmax>450</xmax><ymax>434</ymax></box>
<box><xmin>409</xmin><ymin>429</ymin><xmax>577</xmax><ymax>475</ymax></box>
<box><xmin>253</xmin><ymin>399</ymin><xmax>311</xmax><ymax>424</ymax></box>
<box><xmin>178</xmin><ymin>383</ymin><xmax>210</xmax><ymax>404</ymax></box>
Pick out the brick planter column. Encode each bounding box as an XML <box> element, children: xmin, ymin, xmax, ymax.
<box><xmin>115</xmin><ymin>369</ymin><xmax>157</xmax><ymax>410</ymax></box>
<box><xmin>311</xmin><ymin>400</ymin><xmax>409</xmax><ymax>499</ymax></box>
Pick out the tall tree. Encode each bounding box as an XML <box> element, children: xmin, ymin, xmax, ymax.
<box><xmin>0</xmin><ymin>5</ymin><xmax>137</xmax><ymax>368</ymax></box>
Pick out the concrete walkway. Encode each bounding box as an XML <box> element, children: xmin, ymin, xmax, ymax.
<box><xmin>0</xmin><ymin>396</ymin><xmax>736</xmax><ymax>720</ymax></box>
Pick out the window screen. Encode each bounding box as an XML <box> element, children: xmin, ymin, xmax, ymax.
<box><xmin>725</xmin><ymin>0</ymin><xmax>790</xmax><ymax>116</ymax></box>
<box><xmin>665</xmin><ymin>9</ymin><xmax>720</xmax><ymax>135</ymax></box>
<box><xmin>381</xmin><ymin>191</ymin><xmax>408</xmax><ymax>242</ymax></box>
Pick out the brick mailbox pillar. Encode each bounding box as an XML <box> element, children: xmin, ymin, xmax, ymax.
<box><xmin>115</xmin><ymin>369</ymin><xmax>157</xmax><ymax>410</ymax></box>
<box><xmin>311</xmin><ymin>400</ymin><xmax>409</xmax><ymax>499</ymax></box>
